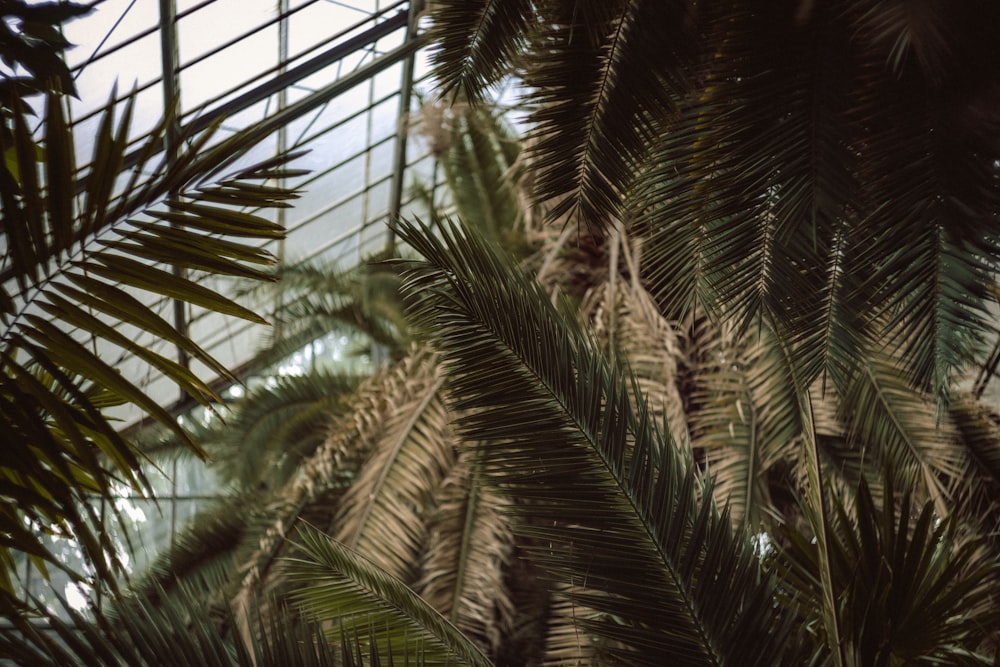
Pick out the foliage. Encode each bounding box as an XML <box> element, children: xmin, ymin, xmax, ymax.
<box><xmin>396</xmin><ymin>216</ymin><xmax>805</xmax><ymax>664</ymax></box>
<box><xmin>7</xmin><ymin>3</ymin><xmax>1000</xmax><ymax>664</ymax></box>
<box><xmin>774</xmin><ymin>478</ymin><xmax>1000</xmax><ymax>666</ymax></box>
<box><xmin>0</xmin><ymin>0</ymin><xmax>92</xmax><ymax>113</ymax></box>
<box><xmin>0</xmin><ymin>581</ymin><xmax>442</xmax><ymax>666</ymax></box>
<box><xmin>0</xmin><ymin>17</ymin><xmax>304</xmax><ymax>622</ymax></box>
<box><xmin>238</xmin><ymin>253</ymin><xmax>412</xmax><ymax>370</ymax></box>
<box><xmin>427</xmin><ymin>0</ymin><xmax>1000</xmax><ymax>407</ymax></box>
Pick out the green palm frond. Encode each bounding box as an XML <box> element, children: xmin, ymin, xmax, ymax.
<box><xmin>774</xmin><ymin>477</ymin><xmax>1000</xmax><ymax>666</ymax></box>
<box><xmin>1</xmin><ymin>586</ymin><xmax>238</xmax><ymax>667</ymax></box>
<box><xmin>427</xmin><ymin>1</ymin><xmax>1000</xmax><ymax>404</ymax></box>
<box><xmin>425</xmin><ymin>101</ymin><xmax>524</xmax><ymax>249</ymax></box>
<box><xmin>395</xmin><ymin>217</ymin><xmax>802</xmax><ymax>665</ymax></box>
<box><xmin>838</xmin><ymin>352</ymin><xmax>963</xmax><ymax>515</ymax></box>
<box><xmin>638</xmin><ymin>3</ymin><xmax>866</xmax><ymax>358</ymax></box>
<box><xmin>521</xmin><ymin>0</ymin><xmax>692</xmax><ymax>228</ymax></box>
<box><xmin>207</xmin><ymin>370</ymin><xmax>361</xmax><ymax>491</ymax></box>
<box><xmin>243</xmin><ymin>254</ymin><xmax>411</xmax><ymax>367</ymax></box>
<box><xmin>284</xmin><ymin>523</ymin><xmax>493</xmax><ymax>667</ymax></box>
<box><xmin>0</xmin><ymin>581</ymin><xmax>410</xmax><ymax>666</ymax></box>
<box><xmin>425</xmin><ymin>0</ymin><xmax>534</xmax><ymax>103</ymax></box>
<box><xmin>850</xmin><ymin>1</ymin><xmax>1000</xmax><ymax>399</ymax></box>
<box><xmin>133</xmin><ymin>496</ymin><xmax>248</xmax><ymax>602</ymax></box>
<box><xmin>0</xmin><ymin>1</ymin><xmax>92</xmax><ymax>106</ymax></box>
<box><xmin>0</xmin><ymin>84</ymin><xmax>304</xmax><ymax>606</ymax></box>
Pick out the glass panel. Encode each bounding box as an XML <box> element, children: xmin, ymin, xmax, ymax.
<box><xmin>13</xmin><ymin>1</ymin><xmax>451</xmax><ymax>621</ymax></box>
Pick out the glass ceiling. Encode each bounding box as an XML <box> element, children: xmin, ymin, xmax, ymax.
<box><xmin>61</xmin><ymin>0</ymin><xmax>440</xmax><ymax>426</ymax></box>
<box><xmin>6</xmin><ymin>0</ymin><xmax>449</xmax><ymax>618</ymax></box>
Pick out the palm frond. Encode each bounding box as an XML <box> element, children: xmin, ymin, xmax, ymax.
<box><xmin>774</xmin><ymin>477</ymin><xmax>1000</xmax><ymax>666</ymax></box>
<box><xmin>0</xmin><ymin>582</ymin><xmax>405</xmax><ymax>666</ymax></box>
<box><xmin>524</xmin><ymin>0</ymin><xmax>693</xmax><ymax>228</ymax></box>
<box><xmin>332</xmin><ymin>348</ymin><xmax>452</xmax><ymax>583</ymax></box>
<box><xmin>849</xmin><ymin>13</ymin><xmax>1000</xmax><ymax>400</ymax></box>
<box><xmin>416</xmin><ymin>452</ymin><xmax>515</xmax><ymax>660</ymax></box>
<box><xmin>395</xmin><ymin>216</ymin><xmax>803</xmax><ymax>665</ymax></box>
<box><xmin>134</xmin><ymin>495</ymin><xmax>250</xmax><ymax>600</ymax></box>
<box><xmin>425</xmin><ymin>0</ymin><xmax>534</xmax><ymax>103</ymax></box>
<box><xmin>426</xmin><ymin>102</ymin><xmax>524</xmax><ymax>250</ymax></box>
<box><xmin>1</xmin><ymin>85</ymin><xmax>303</xmax><ymax>605</ymax></box>
<box><xmin>540</xmin><ymin>587</ymin><xmax>604</xmax><ymax>665</ymax></box>
<box><xmin>689</xmin><ymin>327</ymin><xmax>768</xmax><ymax>531</ymax></box>
<box><xmin>837</xmin><ymin>352</ymin><xmax>962</xmax><ymax>514</ymax></box>
<box><xmin>638</xmin><ymin>2</ymin><xmax>864</xmax><ymax>351</ymax></box>
<box><xmin>230</xmin><ymin>350</ymin><xmax>438</xmax><ymax>614</ymax></box>
<box><xmin>284</xmin><ymin>523</ymin><xmax>493</xmax><ymax>667</ymax></box>
<box><xmin>582</xmin><ymin>232</ymin><xmax>690</xmax><ymax>448</ymax></box>
<box><xmin>947</xmin><ymin>396</ymin><xmax>1000</xmax><ymax>536</ymax></box>
<box><xmin>842</xmin><ymin>2</ymin><xmax>1000</xmax><ymax>401</ymax></box>
<box><xmin>243</xmin><ymin>254</ymin><xmax>411</xmax><ymax>365</ymax></box>
<box><xmin>690</xmin><ymin>318</ymin><xmax>841</xmax><ymax>532</ymax></box>
<box><xmin>0</xmin><ymin>2</ymin><xmax>92</xmax><ymax>105</ymax></box>
<box><xmin>207</xmin><ymin>370</ymin><xmax>361</xmax><ymax>491</ymax></box>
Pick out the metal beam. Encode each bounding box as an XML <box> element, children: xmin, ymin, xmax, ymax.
<box><xmin>385</xmin><ymin>0</ymin><xmax>423</xmax><ymax>253</ymax></box>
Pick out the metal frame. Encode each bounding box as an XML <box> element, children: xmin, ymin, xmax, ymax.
<box><xmin>5</xmin><ymin>0</ymin><xmax>440</xmax><ymax>616</ymax></box>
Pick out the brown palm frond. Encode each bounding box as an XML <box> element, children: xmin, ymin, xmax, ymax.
<box><xmin>416</xmin><ymin>451</ymin><xmax>515</xmax><ymax>659</ymax></box>
<box><xmin>583</xmin><ymin>237</ymin><xmax>690</xmax><ymax>448</ymax></box>
<box><xmin>541</xmin><ymin>587</ymin><xmax>603</xmax><ymax>666</ymax></box>
<box><xmin>331</xmin><ymin>346</ymin><xmax>452</xmax><ymax>583</ymax></box>
<box><xmin>229</xmin><ymin>350</ymin><xmax>425</xmax><ymax>617</ymax></box>
<box><xmin>837</xmin><ymin>350</ymin><xmax>963</xmax><ymax>517</ymax></box>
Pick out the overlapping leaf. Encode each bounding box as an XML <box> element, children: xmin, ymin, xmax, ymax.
<box><xmin>285</xmin><ymin>523</ymin><xmax>493</xmax><ymax>667</ymax></box>
<box><xmin>396</xmin><ymin>216</ymin><xmax>802</xmax><ymax>665</ymax></box>
<box><xmin>0</xmin><ymin>86</ymin><xmax>304</xmax><ymax>607</ymax></box>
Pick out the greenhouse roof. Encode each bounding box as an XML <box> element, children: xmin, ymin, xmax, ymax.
<box><xmin>60</xmin><ymin>0</ymin><xmax>438</xmax><ymax>425</ymax></box>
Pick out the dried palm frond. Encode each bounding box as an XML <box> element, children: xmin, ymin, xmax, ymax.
<box><xmin>416</xmin><ymin>451</ymin><xmax>515</xmax><ymax>659</ymax></box>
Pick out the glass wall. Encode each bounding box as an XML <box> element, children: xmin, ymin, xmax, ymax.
<box><xmin>5</xmin><ymin>0</ymin><xmax>446</xmax><ymax>620</ymax></box>
<box><xmin>58</xmin><ymin>0</ymin><xmax>440</xmax><ymax>423</ymax></box>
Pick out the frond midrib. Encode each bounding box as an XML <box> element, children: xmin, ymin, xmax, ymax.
<box><xmin>424</xmin><ymin>247</ymin><xmax>725</xmax><ymax>665</ymax></box>
<box><xmin>342</xmin><ymin>373</ymin><xmax>446</xmax><ymax>551</ymax></box>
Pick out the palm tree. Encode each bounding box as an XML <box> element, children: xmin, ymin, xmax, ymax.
<box><xmin>6</xmin><ymin>3</ymin><xmax>1000</xmax><ymax>664</ymax></box>
<box><xmin>12</xmin><ymin>89</ymin><xmax>997</xmax><ymax>665</ymax></box>
<box><xmin>428</xmin><ymin>0</ymin><xmax>1000</xmax><ymax>400</ymax></box>
<box><xmin>424</xmin><ymin>4</ymin><xmax>1000</xmax><ymax>658</ymax></box>
<box><xmin>30</xmin><ymin>210</ymin><xmax>995</xmax><ymax>664</ymax></box>
<box><xmin>1</xmin><ymin>1</ymin><xmax>304</xmax><ymax>621</ymax></box>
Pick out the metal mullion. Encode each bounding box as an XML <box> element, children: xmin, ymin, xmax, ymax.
<box><xmin>181</xmin><ymin>9</ymin><xmax>409</xmax><ymax>132</ymax></box>
<box><xmin>274</xmin><ymin>0</ymin><xmax>291</xmax><ymax>346</ymax></box>
<box><xmin>290</xmin><ymin>86</ymin><xmax>400</xmax><ymax>149</ymax></box>
<box><xmin>385</xmin><ymin>0</ymin><xmax>422</xmax><ymax>252</ymax></box>
<box><xmin>362</xmin><ymin>69</ymin><xmax>376</xmax><ymax>226</ymax></box>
